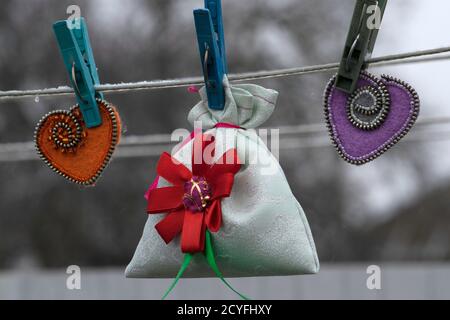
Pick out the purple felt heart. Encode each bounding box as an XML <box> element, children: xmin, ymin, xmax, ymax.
<box><xmin>324</xmin><ymin>71</ymin><xmax>420</xmax><ymax>165</ymax></box>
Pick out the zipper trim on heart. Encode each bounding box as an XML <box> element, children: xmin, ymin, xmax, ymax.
<box><xmin>323</xmin><ymin>71</ymin><xmax>421</xmax><ymax>166</ymax></box>
<box><xmin>34</xmin><ymin>99</ymin><xmax>120</xmax><ymax>186</ymax></box>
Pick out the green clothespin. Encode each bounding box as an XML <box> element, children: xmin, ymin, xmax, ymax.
<box><xmin>335</xmin><ymin>0</ymin><xmax>388</xmax><ymax>93</ymax></box>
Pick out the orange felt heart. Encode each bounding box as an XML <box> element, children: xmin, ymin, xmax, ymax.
<box><xmin>34</xmin><ymin>99</ymin><xmax>122</xmax><ymax>186</ymax></box>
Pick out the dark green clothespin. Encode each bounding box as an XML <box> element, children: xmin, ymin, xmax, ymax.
<box><xmin>335</xmin><ymin>0</ymin><xmax>388</xmax><ymax>93</ymax></box>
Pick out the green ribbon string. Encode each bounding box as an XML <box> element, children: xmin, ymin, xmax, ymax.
<box><xmin>162</xmin><ymin>231</ymin><xmax>249</xmax><ymax>300</ymax></box>
<box><xmin>204</xmin><ymin>231</ymin><xmax>250</xmax><ymax>300</ymax></box>
<box><xmin>162</xmin><ymin>253</ymin><xmax>193</xmax><ymax>300</ymax></box>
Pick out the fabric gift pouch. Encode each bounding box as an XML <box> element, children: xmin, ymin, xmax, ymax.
<box><xmin>126</xmin><ymin>77</ymin><xmax>319</xmax><ymax>298</ymax></box>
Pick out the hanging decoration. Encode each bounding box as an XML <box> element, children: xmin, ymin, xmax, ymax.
<box><xmin>34</xmin><ymin>17</ymin><xmax>122</xmax><ymax>185</ymax></box>
<box><xmin>126</xmin><ymin>0</ymin><xmax>319</xmax><ymax>300</ymax></box>
<box><xmin>35</xmin><ymin>100</ymin><xmax>121</xmax><ymax>185</ymax></box>
<box><xmin>323</xmin><ymin>0</ymin><xmax>420</xmax><ymax>165</ymax></box>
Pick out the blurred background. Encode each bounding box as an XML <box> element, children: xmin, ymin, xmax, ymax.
<box><xmin>0</xmin><ymin>0</ymin><xmax>450</xmax><ymax>299</ymax></box>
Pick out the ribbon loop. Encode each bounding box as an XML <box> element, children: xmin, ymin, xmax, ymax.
<box><xmin>155</xmin><ymin>210</ymin><xmax>185</xmax><ymax>244</ymax></box>
<box><xmin>205</xmin><ymin>200</ymin><xmax>222</xmax><ymax>233</ymax></box>
<box><xmin>181</xmin><ymin>211</ymin><xmax>207</xmax><ymax>253</ymax></box>
<box><xmin>147</xmin><ymin>187</ymin><xmax>184</xmax><ymax>213</ymax></box>
<box><xmin>157</xmin><ymin>152</ymin><xmax>192</xmax><ymax>186</ymax></box>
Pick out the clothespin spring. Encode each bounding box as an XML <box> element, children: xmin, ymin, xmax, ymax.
<box><xmin>71</xmin><ymin>62</ymin><xmax>88</xmax><ymax>104</ymax></box>
<box><xmin>203</xmin><ymin>43</ymin><xmax>212</xmax><ymax>88</ymax></box>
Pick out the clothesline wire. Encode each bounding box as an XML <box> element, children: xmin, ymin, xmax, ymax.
<box><xmin>1</xmin><ymin>46</ymin><xmax>450</xmax><ymax>162</ymax></box>
<box><xmin>1</xmin><ymin>46</ymin><xmax>450</xmax><ymax>101</ymax></box>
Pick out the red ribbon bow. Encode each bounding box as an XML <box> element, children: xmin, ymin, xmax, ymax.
<box><xmin>147</xmin><ymin>135</ymin><xmax>241</xmax><ymax>253</ymax></box>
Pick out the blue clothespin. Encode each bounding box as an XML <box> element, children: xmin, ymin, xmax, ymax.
<box><xmin>53</xmin><ymin>18</ymin><xmax>103</xmax><ymax>128</ymax></box>
<box><xmin>194</xmin><ymin>0</ymin><xmax>227</xmax><ymax>111</ymax></box>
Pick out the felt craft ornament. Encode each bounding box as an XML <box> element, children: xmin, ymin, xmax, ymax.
<box><xmin>34</xmin><ymin>99</ymin><xmax>122</xmax><ymax>185</ymax></box>
<box><xmin>323</xmin><ymin>71</ymin><xmax>420</xmax><ymax>165</ymax></box>
<box><xmin>35</xmin><ymin>17</ymin><xmax>123</xmax><ymax>185</ymax></box>
<box><xmin>326</xmin><ymin>0</ymin><xmax>420</xmax><ymax>164</ymax></box>
<box><xmin>126</xmin><ymin>78</ymin><xmax>320</xmax><ymax>299</ymax></box>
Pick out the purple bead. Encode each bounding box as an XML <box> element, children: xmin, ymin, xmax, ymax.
<box><xmin>183</xmin><ymin>176</ymin><xmax>212</xmax><ymax>212</ymax></box>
